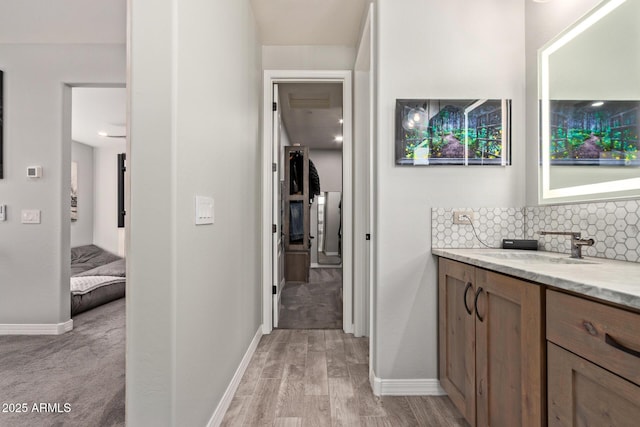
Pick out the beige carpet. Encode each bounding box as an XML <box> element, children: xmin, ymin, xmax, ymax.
<box><xmin>0</xmin><ymin>298</ymin><xmax>125</xmax><ymax>427</ymax></box>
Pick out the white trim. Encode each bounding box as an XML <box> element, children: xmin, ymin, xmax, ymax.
<box><xmin>311</xmin><ymin>262</ymin><xmax>343</xmax><ymax>269</ymax></box>
<box><xmin>0</xmin><ymin>319</ymin><xmax>73</xmax><ymax>335</ymax></box>
<box><xmin>341</xmin><ymin>72</ymin><xmax>354</xmax><ymax>335</ymax></box>
<box><xmin>354</xmin><ymin>2</ymin><xmax>374</xmax><ymax>340</ymax></box>
<box><xmin>538</xmin><ymin>0</ymin><xmax>635</xmax><ymax>203</ymax></box>
<box><xmin>369</xmin><ymin>370</ymin><xmax>446</xmax><ymax>397</ymax></box>
<box><xmin>273</xmin><ymin>277</ymin><xmax>286</xmax><ymax>328</ymax></box>
<box><xmin>207</xmin><ymin>326</ymin><xmax>263</xmax><ymax>427</ymax></box>
<box><xmin>262</xmin><ymin>70</ymin><xmax>354</xmax><ymax>336</ymax></box>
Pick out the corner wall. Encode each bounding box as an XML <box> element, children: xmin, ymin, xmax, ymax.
<box><xmin>374</xmin><ymin>0</ymin><xmax>526</xmax><ymax>380</ymax></box>
<box><xmin>0</xmin><ymin>44</ymin><xmax>125</xmax><ymax>325</ymax></box>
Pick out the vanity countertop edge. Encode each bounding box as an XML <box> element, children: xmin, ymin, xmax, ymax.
<box><xmin>433</xmin><ymin>248</ymin><xmax>640</xmax><ymax>312</ymax></box>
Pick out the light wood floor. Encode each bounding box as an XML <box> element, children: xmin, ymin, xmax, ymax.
<box><xmin>221</xmin><ymin>329</ymin><xmax>467</xmax><ymax>426</ymax></box>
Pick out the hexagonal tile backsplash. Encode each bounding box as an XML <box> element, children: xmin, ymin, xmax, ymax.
<box><xmin>431</xmin><ymin>207</ymin><xmax>525</xmax><ymax>249</ymax></box>
<box><xmin>432</xmin><ymin>200</ymin><xmax>640</xmax><ymax>263</ymax></box>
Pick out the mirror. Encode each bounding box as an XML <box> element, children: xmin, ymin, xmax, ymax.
<box><xmin>315</xmin><ymin>192</ymin><xmax>342</xmax><ymax>266</ymax></box>
<box><xmin>539</xmin><ymin>0</ymin><xmax>640</xmax><ymax>203</ymax></box>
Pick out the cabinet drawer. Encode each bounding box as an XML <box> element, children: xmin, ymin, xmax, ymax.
<box><xmin>548</xmin><ymin>343</ymin><xmax>640</xmax><ymax>426</ymax></box>
<box><xmin>547</xmin><ymin>290</ymin><xmax>640</xmax><ymax>386</ymax></box>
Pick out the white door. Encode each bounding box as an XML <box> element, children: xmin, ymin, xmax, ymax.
<box><xmin>272</xmin><ymin>83</ymin><xmax>281</xmax><ymax>328</ymax></box>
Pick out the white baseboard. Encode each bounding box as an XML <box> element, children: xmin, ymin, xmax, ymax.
<box><xmin>311</xmin><ymin>262</ymin><xmax>343</xmax><ymax>269</ymax></box>
<box><xmin>370</xmin><ymin>370</ymin><xmax>446</xmax><ymax>396</ymax></box>
<box><xmin>343</xmin><ymin>323</ymin><xmax>355</xmax><ymax>334</ymax></box>
<box><xmin>0</xmin><ymin>319</ymin><xmax>73</xmax><ymax>335</ymax></box>
<box><xmin>207</xmin><ymin>325</ymin><xmax>263</xmax><ymax>427</ymax></box>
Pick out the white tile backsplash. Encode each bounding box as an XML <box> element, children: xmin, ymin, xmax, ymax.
<box><xmin>525</xmin><ymin>200</ymin><xmax>640</xmax><ymax>262</ymax></box>
<box><xmin>432</xmin><ymin>200</ymin><xmax>640</xmax><ymax>263</ymax></box>
<box><xmin>431</xmin><ymin>207</ymin><xmax>525</xmax><ymax>249</ymax></box>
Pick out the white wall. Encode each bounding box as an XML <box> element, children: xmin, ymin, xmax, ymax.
<box><xmin>374</xmin><ymin>0</ymin><xmax>526</xmax><ymax>380</ymax></box>
<box><xmin>263</xmin><ymin>45</ymin><xmax>356</xmax><ymax>70</ymax></box>
<box><xmin>93</xmin><ymin>143</ymin><xmax>126</xmax><ymax>256</ymax></box>
<box><xmin>128</xmin><ymin>0</ymin><xmax>261</xmax><ymax>425</ymax></box>
<box><xmin>309</xmin><ymin>149</ymin><xmax>342</xmax><ymax>192</ymax></box>
<box><xmin>70</xmin><ymin>141</ymin><xmax>94</xmax><ymax>248</ymax></box>
<box><xmin>524</xmin><ymin>0</ymin><xmax>601</xmax><ymax>205</ymax></box>
<box><xmin>0</xmin><ymin>44</ymin><xmax>125</xmax><ymax>325</ymax></box>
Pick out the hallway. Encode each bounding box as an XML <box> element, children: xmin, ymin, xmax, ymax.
<box><xmin>221</xmin><ymin>329</ymin><xmax>465</xmax><ymax>426</ymax></box>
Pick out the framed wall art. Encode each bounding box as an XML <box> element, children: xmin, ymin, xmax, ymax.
<box><xmin>395</xmin><ymin>98</ymin><xmax>512</xmax><ymax>166</ymax></box>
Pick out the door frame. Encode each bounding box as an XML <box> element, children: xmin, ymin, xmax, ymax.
<box><xmin>261</xmin><ymin>70</ymin><xmax>353</xmax><ymax>334</ymax></box>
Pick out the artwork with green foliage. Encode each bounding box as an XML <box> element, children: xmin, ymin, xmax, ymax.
<box><xmin>549</xmin><ymin>100</ymin><xmax>639</xmax><ymax>166</ymax></box>
<box><xmin>395</xmin><ymin>99</ymin><xmax>511</xmax><ymax>166</ymax></box>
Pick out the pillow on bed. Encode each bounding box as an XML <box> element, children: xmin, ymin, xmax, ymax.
<box><xmin>71</xmin><ymin>244</ymin><xmax>106</xmax><ymax>263</ymax></box>
<box><xmin>71</xmin><ymin>245</ymin><xmax>122</xmax><ymax>276</ymax></box>
<box><xmin>74</xmin><ymin>258</ymin><xmax>126</xmax><ymax>277</ymax></box>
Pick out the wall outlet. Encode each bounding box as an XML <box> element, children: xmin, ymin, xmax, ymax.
<box><xmin>453</xmin><ymin>210</ymin><xmax>474</xmax><ymax>224</ymax></box>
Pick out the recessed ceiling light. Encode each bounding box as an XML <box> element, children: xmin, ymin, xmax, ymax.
<box><xmin>591</xmin><ymin>101</ymin><xmax>604</xmax><ymax>107</ymax></box>
<box><xmin>98</xmin><ymin>131</ymin><xmax>108</xmax><ymax>137</ymax></box>
<box><xmin>335</xmin><ymin>136</ymin><xmax>343</xmax><ymax>142</ymax></box>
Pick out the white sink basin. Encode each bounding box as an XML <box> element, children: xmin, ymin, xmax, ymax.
<box><xmin>480</xmin><ymin>251</ymin><xmax>598</xmax><ymax>265</ymax></box>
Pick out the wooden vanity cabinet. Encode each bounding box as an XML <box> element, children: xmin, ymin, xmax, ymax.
<box><xmin>547</xmin><ymin>290</ymin><xmax>640</xmax><ymax>426</ymax></box>
<box><xmin>439</xmin><ymin>259</ymin><xmax>476</xmax><ymax>424</ymax></box>
<box><xmin>438</xmin><ymin>258</ymin><xmax>544</xmax><ymax>427</ymax></box>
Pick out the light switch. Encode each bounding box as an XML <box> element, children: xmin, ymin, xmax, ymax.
<box><xmin>195</xmin><ymin>196</ymin><xmax>214</xmax><ymax>225</ymax></box>
<box><xmin>0</xmin><ymin>205</ymin><xmax>6</xmax><ymax>221</ymax></box>
<box><xmin>21</xmin><ymin>209</ymin><xmax>41</xmax><ymax>224</ymax></box>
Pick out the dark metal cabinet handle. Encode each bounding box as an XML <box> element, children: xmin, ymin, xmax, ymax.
<box><xmin>474</xmin><ymin>287</ymin><xmax>484</xmax><ymax>322</ymax></box>
<box><xmin>463</xmin><ymin>282</ymin><xmax>473</xmax><ymax>315</ymax></box>
<box><xmin>605</xmin><ymin>333</ymin><xmax>640</xmax><ymax>358</ymax></box>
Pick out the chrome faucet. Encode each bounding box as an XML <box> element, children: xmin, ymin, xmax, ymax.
<box><xmin>538</xmin><ymin>231</ymin><xmax>595</xmax><ymax>259</ymax></box>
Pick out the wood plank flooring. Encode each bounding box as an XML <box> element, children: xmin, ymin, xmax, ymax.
<box><xmin>221</xmin><ymin>329</ymin><xmax>467</xmax><ymax>426</ymax></box>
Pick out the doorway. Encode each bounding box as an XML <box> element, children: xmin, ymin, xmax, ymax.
<box><xmin>262</xmin><ymin>70</ymin><xmax>354</xmax><ymax>334</ymax></box>
<box><xmin>275</xmin><ymin>82</ymin><xmax>344</xmax><ymax>329</ymax></box>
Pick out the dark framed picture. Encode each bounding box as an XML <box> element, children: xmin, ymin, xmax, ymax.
<box><xmin>395</xmin><ymin>99</ymin><xmax>512</xmax><ymax>166</ymax></box>
<box><xmin>548</xmin><ymin>100</ymin><xmax>640</xmax><ymax>166</ymax></box>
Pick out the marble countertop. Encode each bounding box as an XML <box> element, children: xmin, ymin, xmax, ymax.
<box><xmin>432</xmin><ymin>248</ymin><xmax>640</xmax><ymax>311</ymax></box>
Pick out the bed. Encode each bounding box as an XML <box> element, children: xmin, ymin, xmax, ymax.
<box><xmin>70</xmin><ymin>245</ymin><xmax>126</xmax><ymax>316</ymax></box>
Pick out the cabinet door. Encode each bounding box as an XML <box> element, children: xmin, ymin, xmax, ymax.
<box><xmin>439</xmin><ymin>258</ymin><xmax>476</xmax><ymax>426</ymax></box>
<box><xmin>474</xmin><ymin>269</ymin><xmax>544</xmax><ymax>427</ymax></box>
<box><xmin>548</xmin><ymin>342</ymin><xmax>640</xmax><ymax>426</ymax></box>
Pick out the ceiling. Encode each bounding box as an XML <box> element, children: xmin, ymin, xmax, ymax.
<box><xmin>251</xmin><ymin>0</ymin><xmax>368</xmax><ymax>46</ymax></box>
<box><xmin>72</xmin><ymin>87</ymin><xmax>127</xmax><ymax>148</ymax></box>
<box><xmin>278</xmin><ymin>83</ymin><xmax>343</xmax><ymax>150</ymax></box>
